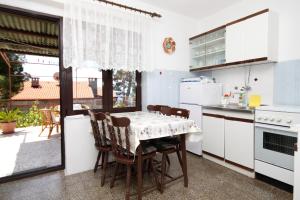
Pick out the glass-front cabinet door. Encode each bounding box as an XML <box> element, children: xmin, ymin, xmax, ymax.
<box><xmin>190</xmin><ymin>28</ymin><xmax>226</xmax><ymax>70</ymax></box>
<box><xmin>190</xmin><ymin>35</ymin><xmax>206</xmax><ymax>69</ymax></box>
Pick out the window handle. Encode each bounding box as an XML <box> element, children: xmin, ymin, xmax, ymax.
<box><xmin>295</xmin><ymin>143</ymin><xmax>298</xmax><ymax>152</ymax></box>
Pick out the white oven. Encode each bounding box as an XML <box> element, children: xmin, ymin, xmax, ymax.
<box><xmin>255</xmin><ymin>106</ymin><xmax>300</xmax><ymax>185</ymax></box>
<box><xmin>255</xmin><ymin>123</ymin><xmax>297</xmax><ymax>171</ymax></box>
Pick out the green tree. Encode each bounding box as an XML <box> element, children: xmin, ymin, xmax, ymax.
<box><xmin>113</xmin><ymin>70</ymin><xmax>136</xmax><ymax>107</ymax></box>
<box><xmin>0</xmin><ymin>53</ymin><xmax>25</xmax><ymax>99</ymax></box>
<box><xmin>113</xmin><ymin>70</ymin><xmax>136</xmax><ymax>97</ymax></box>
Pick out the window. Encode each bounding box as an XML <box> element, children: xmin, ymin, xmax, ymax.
<box><xmin>69</xmin><ymin>69</ymin><xmax>140</xmax><ymax>113</ymax></box>
<box><xmin>72</xmin><ymin>68</ymin><xmax>103</xmax><ymax>110</ymax></box>
<box><xmin>113</xmin><ymin>70</ymin><xmax>136</xmax><ymax>108</ymax></box>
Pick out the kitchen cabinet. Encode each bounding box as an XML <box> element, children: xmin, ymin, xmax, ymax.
<box><xmin>190</xmin><ymin>9</ymin><xmax>277</xmax><ymax>71</ymax></box>
<box><xmin>190</xmin><ymin>28</ymin><xmax>226</xmax><ymax>70</ymax></box>
<box><xmin>225</xmin><ymin>21</ymin><xmax>244</xmax><ymax>63</ymax></box>
<box><xmin>243</xmin><ymin>12</ymin><xmax>269</xmax><ymax>61</ymax></box>
<box><xmin>202</xmin><ymin>114</ymin><xmax>225</xmax><ymax>158</ymax></box>
<box><xmin>226</xmin><ymin>12</ymin><xmax>275</xmax><ymax>63</ymax></box>
<box><xmin>202</xmin><ymin>108</ymin><xmax>255</xmax><ymax>171</ymax></box>
<box><xmin>225</xmin><ymin>118</ymin><xmax>254</xmax><ymax>169</ymax></box>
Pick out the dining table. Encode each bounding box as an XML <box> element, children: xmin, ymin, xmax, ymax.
<box><xmin>112</xmin><ymin>111</ymin><xmax>201</xmax><ymax>200</ymax></box>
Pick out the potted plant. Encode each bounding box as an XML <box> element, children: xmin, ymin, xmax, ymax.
<box><xmin>0</xmin><ymin>108</ymin><xmax>21</xmax><ymax>134</ymax></box>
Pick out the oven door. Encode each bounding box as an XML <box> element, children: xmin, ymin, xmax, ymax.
<box><xmin>255</xmin><ymin>123</ymin><xmax>298</xmax><ymax>171</ymax></box>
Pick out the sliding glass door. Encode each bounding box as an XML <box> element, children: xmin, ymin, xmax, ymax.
<box><xmin>0</xmin><ymin>6</ymin><xmax>63</xmax><ymax>182</ymax></box>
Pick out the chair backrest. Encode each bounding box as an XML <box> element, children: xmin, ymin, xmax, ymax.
<box><xmin>88</xmin><ymin>110</ymin><xmax>109</xmax><ymax>148</ymax></box>
<box><xmin>147</xmin><ymin>105</ymin><xmax>155</xmax><ymax>112</ymax></box>
<box><xmin>110</xmin><ymin>116</ymin><xmax>132</xmax><ymax>159</ymax></box>
<box><xmin>40</xmin><ymin>109</ymin><xmax>52</xmax><ymax>124</ymax></box>
<box><xmin>160</xmin><ymin>106</ymin><xmax>172</xmax><ymax>116</ymax></box>
<box><xmin>171</xmin><ymin>108</ymin><xmax>190</xmax><ymax>119</ymax></box>
<box><xmin>50</xmin><ymin>110</ymin><xmax>60</xmax><ymax>124</ymax></box>
<box><xmin>147</xmin><ymin>105</ymin><xmax>161</xmax><ymax>113</ymax></box>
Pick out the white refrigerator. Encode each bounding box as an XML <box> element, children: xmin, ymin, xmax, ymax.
<box><xmin>179</xmin><ymin>78</ymin><xmax>222</xmax><ymax>155</ymax></box>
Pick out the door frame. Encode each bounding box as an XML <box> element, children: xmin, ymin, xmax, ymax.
<box><xmin>0</xmin><ymin>4</ymin><xmax>65</xmax><ymax>183</ymax></box>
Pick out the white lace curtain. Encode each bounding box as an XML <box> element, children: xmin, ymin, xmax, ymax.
<box><xmin>63</xmin><ymin>0</ymin><xmax>153</xmax><ymax>71</ymax></box>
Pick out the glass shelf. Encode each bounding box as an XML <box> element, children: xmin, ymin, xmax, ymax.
<box><xmin>191</xmin><ymin>37</ymin><xmax>225</xmax><ymax>49</ymax></box>
<box><xmin>190</xmin><ymin>28</ymin><xmax>226</xmax><ymax>69</ymax></box>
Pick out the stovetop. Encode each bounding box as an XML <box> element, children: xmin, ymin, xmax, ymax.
<box><xmin>255</xmin><ymin>105</ymin><xmax>300</xmax><ymax>126</ymax></box>
<box><xmin>256</xmin><ymin>105</ymin><xmax>300</xmax><ymax>113</ymax></box>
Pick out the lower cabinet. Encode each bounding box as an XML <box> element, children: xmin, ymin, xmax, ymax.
<box><xmin>225</xmin><ymin>118</ymin><xmax>254</xmax><ymax>169</ymax></box>
<box><xmin>202</xmin><ymin>114</ymin><xmax>225</xmax><ymax>158</ymax></box>
<box><xmin>202</xmin><ymin>109</ymin><xmax>254</xmax><ymax>171</ymax></box>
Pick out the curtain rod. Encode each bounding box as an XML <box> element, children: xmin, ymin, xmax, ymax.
<box><xmin>96</xmin><ymin>0</ymin><xmax>162</xmax><ymax>18</ymax></box>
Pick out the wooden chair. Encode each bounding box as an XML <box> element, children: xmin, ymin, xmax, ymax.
<box><xmin>171</xmin><ymin>108</ymin><xmax>190</xmax><ymax>119</ymax></box>
<box><xmin>108</xmin><ymin>115</ymin><xmax>160</xmax><ymax>200</ymax></box>
<box><xmin>50</xmin><ymin>110</ymin><xmax>60</xmax><ymax>134</ymax></box>
<box><xmin>163</xmin><ymin>107</ymin><xmax>190</xmax><ymax>147</ymax></box>
<box><xmin>89</xmin><ymin>110</ymin><xmax>112</xmax><ymax>186</ymax></box>
<box><xmin>156</xmin><ymin>107</ymin><xmax>190</xmax><ymax>192</ymax></box>
<box><xmin>159</xmin><ymin>105</ymin><xmax>172</xmax><ymax>116</ymax></box>
<box><xmin>39</xmin><ymin>109</ymin><xmax>60</xmax><ymax>138</ymax></box>
<box><xmin>147</xmin><ymin>105</ymin><xmax>161</xmax><ymax>113</ymax></box>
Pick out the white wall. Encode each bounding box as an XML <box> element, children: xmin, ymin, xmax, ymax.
<box><xmin>0</xmin><ymin>0</ymin><xmax>198</xmax><ymax>72</ymax></box>
<box><xmin>194</xmin><ymin>0</ymin><xmax>300</xmax><ymax>105</ymax></box>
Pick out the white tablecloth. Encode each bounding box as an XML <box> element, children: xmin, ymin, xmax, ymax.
<box><xmin>112</xmin><ymin>111</ymin><xmax>202</xmax><ymax>153</ymax></box>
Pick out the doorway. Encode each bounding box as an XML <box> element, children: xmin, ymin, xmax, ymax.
<box><xmin>0</xmin><ymin>5</ymin><xmax>64</xmax><ymax>182</ymax></box>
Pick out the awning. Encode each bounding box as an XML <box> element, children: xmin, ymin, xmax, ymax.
<box><xmin>0</xmin><ymin>10</ymin><xmax>59</xmax><ymax>57</ymax></box>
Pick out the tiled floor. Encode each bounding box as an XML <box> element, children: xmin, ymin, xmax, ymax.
<box><xmin>0</xmin><ymin>126</ymin><xmax>61</xmax><ymax>178</ymax></box>
<box><xmin>0</xmin><ymin>153</ymin><xmax>292</xmax><ymax>200</ymax></box>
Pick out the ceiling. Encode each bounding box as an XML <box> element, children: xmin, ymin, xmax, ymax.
<box><xmin>138</xmin><ymin>0</ymin><xmax>241</xmax><ymax>19</ymax></box>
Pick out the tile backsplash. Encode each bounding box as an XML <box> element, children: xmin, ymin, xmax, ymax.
<box><xmin>274</xmin><ymin>59</ymin><xmax>300</xmax><ymax>106</ymax></box>
<box><xmin>142</xmin><ymin>59</ymin><xmax>300</xmax><ymax>109</ymax></box>
<box><xmin>210</xmin><ymin>59</ymin><xmax>300</xmax><ymax>106</ymax></box>
<box><xmin>211</xmin><ymin>63</ymin><xmax>274</xmax><ymax>105</ymax></box>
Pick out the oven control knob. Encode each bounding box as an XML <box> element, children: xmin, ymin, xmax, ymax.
<box><xmin>270</xmin><ymin>118</ymin><xmax>275</xmax><ymax>122</ymax></box>
<box><xmin>264</xmin><ymin>117</ymin><xmax>269</xmax><ymax>121</ymax></box>
<box><xmin>286</xmin><ymin>120</ymin><xmax>292</xmax><ymax>124</ymax></box>
<box><xmin>276</xmin><ymin>119</ymin><xmax>282</xmax><ymax>122</ymax></box>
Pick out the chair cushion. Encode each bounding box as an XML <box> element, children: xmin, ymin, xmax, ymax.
<box><xmin>141</xmin><ymin>142</ymin><xmax>157</xmax><ymax>154</ymax></box>
<box><xmin>161</xmin><ymin>136</ymin><xmax>181</xmax><ymax>145</ymax></box>
<box><xmin>151</xmin><ymin>139</ymin><xmax>176</xmax><ymax>151</ymax></box>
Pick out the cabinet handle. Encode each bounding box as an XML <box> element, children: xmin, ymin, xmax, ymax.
<box><xmin>203</xmin><ymin>113</ymin><xmax>224</xmax><ymax>119</ymax></box>
<box><xmin>225</xmin><ymin>116</ymin><xmax>254</xmax><ymax>123</ymax></box>
<box><xmin>295</xmin><ymin>143</ymin><xmax>298</xmax><ymax>152</ymax></box>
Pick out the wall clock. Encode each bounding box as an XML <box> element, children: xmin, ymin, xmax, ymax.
<box><xmin>163</xmin><ymin>37</ymin><xmax>176</xmax><ymax>54</ymax></box>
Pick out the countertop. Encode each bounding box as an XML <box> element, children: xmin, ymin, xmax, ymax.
<box><xmin>203</xmin><ymin>104</ymin><xmax>255</xmax><ymax>113</ymax></box>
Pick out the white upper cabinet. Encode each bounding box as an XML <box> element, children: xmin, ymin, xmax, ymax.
<box><xmin>226</xmin><ymin>11</ymin><xmax>277</xmax><ymax>63</ymax></box>
<box><xmin>190</xmin><ymin>9</ymin><xmax>277</xmax><ymax>71</ymax></box>
<box><xmin>225</xmin><ymin>20</ymin><xmax>246</xmax><ymax>63</ymax></box>
<box><xmin>243</xmin><ymin>12</ymin><xmax>268</xmax><ymax>60</ymax></box>
<box><xmin>190</xmin><ymin>28</ymin><xmax>226</xmax><ymax>70</ymax></box>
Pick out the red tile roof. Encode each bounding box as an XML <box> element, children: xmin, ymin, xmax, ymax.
<box><xmin>11</xmin><ymin>81</ymin><xmax>98</xmax><ymax>100</ymax></box>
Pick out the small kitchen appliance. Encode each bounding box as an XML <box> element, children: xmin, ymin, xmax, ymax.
<box><xmin>179</xmin><ymin>77</ymin><xmax>222</xmax><ymax>155</ymax></box>
<box><xmin>255</xmin><ymin>105</ymin><xmax>300</xmax><ymax>185</ymax></box>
